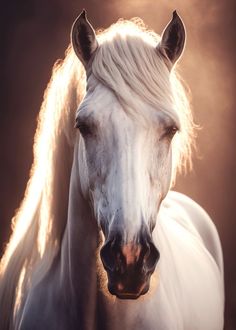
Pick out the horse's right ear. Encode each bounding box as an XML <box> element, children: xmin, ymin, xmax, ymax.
<box><xmin>71</xmin><ymin>9</ymin><xmax>98</xmax><ymax>67</ymax></box>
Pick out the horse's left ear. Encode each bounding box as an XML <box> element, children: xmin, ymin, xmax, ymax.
<box><xmin>71</xmin><ymin>9</ymin><xmax>98</xmax><ymax>67</ymax></box>
<box><xmin>158</xmin><ymin>11</ymin><xmax>186</xmax><ymax>68</ymax></box>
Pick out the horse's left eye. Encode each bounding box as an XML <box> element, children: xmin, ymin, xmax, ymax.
<box><xmin>164</xmin><ymin>126</ymin><xmax>178</xmax><ymax>139</ymax></box>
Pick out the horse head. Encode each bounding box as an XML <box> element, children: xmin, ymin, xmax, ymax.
<box><xmin>71</xmin><ymin>10</ymin><xmax>185</xmax><ymax>299</ymax></box>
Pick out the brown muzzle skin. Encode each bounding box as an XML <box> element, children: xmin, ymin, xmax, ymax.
<box><xmin>100</xmin><ymin>232</ymin><xmax>160</xmax><ymax>299</ymax></box>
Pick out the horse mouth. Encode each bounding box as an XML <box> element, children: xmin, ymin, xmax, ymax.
<box><xmin>108</xmin><ymin>281</ymin><xmax>150</xmax><ymax>300</ymax></box>
<box><xmin>115</xmin><ymin>293</ymin><xmax>142</xmax><ymax>300</ymax></box>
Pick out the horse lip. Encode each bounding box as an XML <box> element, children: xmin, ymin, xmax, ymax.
<box><xmin>115</xmin><ymin>292</ymin><xmax>141</xmax><ymax>300</ymax></box>
<box><xmin>113</xmin><ymin>286</ymin><xmax>149</xmax><ymax>299</ymax></box>
<box><xmin>108</xmin><ymin>281</ymin><xmax>150</xmax><ymax>299</ymax></box>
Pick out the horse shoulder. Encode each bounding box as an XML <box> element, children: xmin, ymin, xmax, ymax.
<box><xmin>163</xmin><ymin>191</ymin><xmax>223</xmax><ymax>275</ymax></box>
<box><xmin>155</xmin><ymin>191</ymin><xmax>224</xmax><ymax>330</ymax></box>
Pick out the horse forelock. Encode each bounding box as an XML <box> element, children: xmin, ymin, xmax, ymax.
<box><xmin>92</xmin><ymin>19</ymin><xmax>196</xmax><ymax>181</ymax></box>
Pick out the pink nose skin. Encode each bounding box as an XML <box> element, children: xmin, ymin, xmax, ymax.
<box><xmin>100</xmin><ymin>234</ymin><xmax>160</xmax><ymax>299</ymax></box>
<box><xmin>121</xmin><ymin>244</ymin><xmax>142</xmax><ymax>266</ymax></box>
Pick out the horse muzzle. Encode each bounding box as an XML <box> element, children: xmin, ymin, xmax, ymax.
<box><xmin>100</xmin><ymin>234</ymin><xmax>160</xmax><ymax>299</ymax></box>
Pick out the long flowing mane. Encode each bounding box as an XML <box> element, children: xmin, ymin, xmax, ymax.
<box><xmin>0</xmin><ymin>47</ymin><xmax>85</xmax><ymax>327</ymax></box>
<box><xmin>0</xmin><ymin>18</ymin><xmax>195</xmax><ymax>328</ymax></box>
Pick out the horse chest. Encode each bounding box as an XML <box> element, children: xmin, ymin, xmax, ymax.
<box><xmin>97</xmin><ymin>288</ymin><xmax>180</xmax><ymax>330</ymax></box>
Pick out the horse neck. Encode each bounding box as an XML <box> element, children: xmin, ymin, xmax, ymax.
<box><xmin>60</xmin><ymin>140</ymin><xmax>99</xmax><ymax>327</ymax></box>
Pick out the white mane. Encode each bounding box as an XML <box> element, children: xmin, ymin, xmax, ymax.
<box><xmin>0</xmin><ymin>18</ymin><xmax>195</xmax><ymax>328</ymax></box>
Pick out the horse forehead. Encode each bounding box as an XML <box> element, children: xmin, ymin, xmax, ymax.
<box><xmin>86</xmin><ymin>79</ymin><xmax>117</xmax><ymax>106</ymax></box>
<box><xmin>80</xmin><ymin>101</ymin><xmax>133</xmax><ymax>135</ymax></box>
<box><xmin>84</xmin><ymin>78</ymin><xmax>174</xmax><ymax>128</ymax></box>
<box><xmin>82</xmin><ymin>84</ymin><xmax>122</xmax><ymax>119</ymax></box>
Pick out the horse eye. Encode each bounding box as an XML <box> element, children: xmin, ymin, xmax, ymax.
<box><xmin>164</xmin><ymin>126</ymin><xmax>178</xmax><ymax>139</ymax></box>
<box><xmin>75</xmin><ymin>121</ymin><xmax>92</xmax><ymax>136</ymax></box>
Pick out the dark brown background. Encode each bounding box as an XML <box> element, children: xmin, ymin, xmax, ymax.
<box><xmin>0</xmin><ymin>0</ymin><xmax>235</xmax><ymax>329</ymax></box>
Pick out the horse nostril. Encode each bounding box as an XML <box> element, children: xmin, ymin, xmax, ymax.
<box><xmin>100</xmin><ymin>240</ymin><xmax>116</xmax><ymax>272</ymax></box>
<box><xmin>100</xmin><ymin>236</ymin><xmax>159</xmax><ymax>275</ymax></box>
<box><xmin>144</xmin><ymin>241</ymin><xmax>160</xmax><ymax>271</ymax></box>
<box><xmin>100</xmin><ymin>237</ymin><xmax>125</xmax><ymax>272</ymax></box>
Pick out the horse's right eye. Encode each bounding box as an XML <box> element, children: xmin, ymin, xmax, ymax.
<box><xmin>75</xmin><ymin>121</ymin><xmax>92</xmax><ymax>136</ymax></box>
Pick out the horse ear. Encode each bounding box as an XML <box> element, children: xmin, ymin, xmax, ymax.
<box><xmin>158</xmin><ymin>11</ymin><xmax>186</xmax><ymax>68</ymax></box>
<box><xmin>71</xmin><ymin>9</ymin><xmax>98</xmax><ymax>67</ymax></box>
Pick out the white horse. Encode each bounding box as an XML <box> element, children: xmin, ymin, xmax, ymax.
<box><xmin>0</xmin><ymin>10</ymin><xmax>224</xmax><ymax>330</ymax></box>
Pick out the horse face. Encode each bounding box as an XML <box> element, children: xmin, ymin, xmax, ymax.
<box><xmin>76</xmin><ymin>77</ymin><xmax>178</xmax><ymax>298</ymax></box>
<box><xmin>72</xmin><ymin>10</ymin><xmax>184</xmax><ymax>298</ymax></box>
